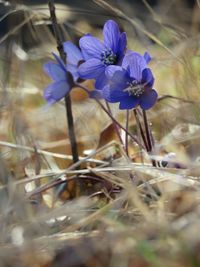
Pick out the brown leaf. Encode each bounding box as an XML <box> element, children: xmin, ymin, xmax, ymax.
<box><xmin>97</xmin><ymin>123</ymin><xmax>119</xmax><ymax>149</ymax></box>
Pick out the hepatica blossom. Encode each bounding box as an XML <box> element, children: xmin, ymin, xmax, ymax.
<box><xmin>102</xmin><ymin>51</ymin><xmax>158</xmax><ymax>110</ymax></box>
<box><xmin>78</xmin><ymin>20</ymin><xmax>127</xmax><ymax>89</ymax></box>
<box><xmin>43</xmin><ymin>41</ymin><xmax>83</xmax><ymax>104</ymax></box>
<box><xmin>43</xmin><ymin>21</ymin><xmax>157</xmax><ymax>110</ymax></box>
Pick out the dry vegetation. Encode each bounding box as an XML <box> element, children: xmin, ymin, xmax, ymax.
<box><xmin>0</xmin><ymin>0</ymin><xmax>200</xmax><ymax>266</ymax></box>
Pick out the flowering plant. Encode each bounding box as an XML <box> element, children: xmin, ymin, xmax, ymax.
<box><xmin>43</xmin><ymin>19</ymin><xmax>157</xmax><ymax>111</ymax></box>
<box><xmin>43</xmin><ymin>41</ymin><xmax>83</xmax><ymax>104</ymax></box>
<box><xmin>78</xmin><ymin>20</ymin><xmax>127</xmax><ymax>89</ymax></box>
<box><xmin>43</xmin><ymin>19</ymin><xmax>158</xmax><ymax>164</ymax></box>
<box><xmin>102</xmin><ymin>51</ymin><xmax>157</xmax><ymax>110</ymax></box>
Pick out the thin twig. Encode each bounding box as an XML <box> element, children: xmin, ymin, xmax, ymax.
<box><xmin>133</xmin><ymin>109</ymin><xmax>149</xmax><ymax>151</ymax></box>
<box><xmin>48</xmin><ymin>0</ymin><xmax>79</xmax><ymax>164</ymax></box>
<box><xmin>158</xmin><ymin>94</ymin><xmax>199</xmax><ymax>104</ymax></box>
<box><xmin>133</xmin><ymin>110</ymin><xmax>144</xmax><ymax>163</ymax></box>
<box><xmin>0</xmin><ymin>140</ymin><xmax>107</xmax><ymax>164</ymax></box>
<box><xmin>2</xmin><ymin>161</ymin><xmax>194</xmax><ymax>192</ymax></box>
<box><xmin>142</xmin><ymin>109</ymin><xmax>152</xmax><ymax>152</ymax></box>
<box><xmin>125</xmin><ymin>109</ymin><xmax>129</xmax><ymax>156</ymax></box>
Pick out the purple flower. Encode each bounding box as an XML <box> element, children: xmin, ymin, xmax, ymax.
<box><xmin>63</xmin><ymin>41</ymin><xmax>84</xmax><ymax>81</ymax></box>
<box><xmin>102</xmin><ymin>51</ymin><xmax>158</xmax><ymax>110</ymax></box>
<box><xmin>43</xmin><ymin>41</ymin><xmax>83</xmax><ymax>104</ymax></box>
<box><xmin>78</xmin><ymin>20</ymin><xmax>127</xmax><ymax>89</ymax></box>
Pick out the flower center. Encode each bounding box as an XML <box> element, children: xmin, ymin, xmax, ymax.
<box><xmin>101</xmin><ymin>48</ymin><xmax>117</xmax><ymax>66</ymax></box>
<box><xmin>124</xmin><ymin>80</ymin><xmax>145</xmax><ymax>97</ymax></box>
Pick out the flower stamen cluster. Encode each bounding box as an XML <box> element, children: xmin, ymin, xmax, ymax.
<box><xmin>78</xmin><ymin>20</ymin><xmax>127</xmax><ymax>89</ymax></box>
<box><xmin>101</xmin><ymin>48</ymin><xmax>117</xmax><ymax>66</ymax></box>
<box><xmin>102</xmin><ymin>51</ymin><xmax>157</xmax><ymax>110</ymax></box>
<box><xmin>124</xmin><ymin>81</ymin><xmax>145</xmax><ymax>97</ymax></box>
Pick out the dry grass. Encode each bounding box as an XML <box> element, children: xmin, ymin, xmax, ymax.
<box><xmin>0</xmin><ymin>0</ymin><xmax>200</xmax><ymax>266</ymax></box>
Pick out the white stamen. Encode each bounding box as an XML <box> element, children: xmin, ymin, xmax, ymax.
<box><xmin>124</xmin><ymin>81</ymin><xmax>145</xmax><ymax>97</ymax></box>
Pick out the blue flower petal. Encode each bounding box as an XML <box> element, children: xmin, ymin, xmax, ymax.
<box><xmin>44</xmin><ymin>62</ymin><xmax>66</xmax><ymax>81</ymax></box>
<box><xmin>103</xmin><ymin>20</ymin><xmax>120</xmax><ymax>54</ymax></box>
<box><xmin>51</xmin><ymin>80</ymin><xmax>70</xmax><ymax>101</ymax></box>
<box><xmin>95</xmin><ymin>72</ymin><xmax>108</xmax><ymax>90</ymax></box>
<box><xmin>110</xmin><ymin>69</ymin><xmax>130</xmax><ymax>88</ymax></box>
<box><xmin>119</xmin><ymin>96</ymin><xmax>140</xmax><ymax>110</ymax></box>
<box><xmin>104</xmin><ymin>68</ymin><xmax>130</xmax><ymax>101</ymax></box>
<box><xmin>118</xmin><ymin>32</ymin><xmax>127</xmax><ymax>58</ymax></box>
<box><xmin>67</xmin><ymin>64</ymin><xmax>79</xmax><ymax>81</ymax></box>
<box><xmin>78</xmin><ymin>58</ymin><xmax>104</xmax><ymax>79</ymax></box>
<box><xmin>43</xmin><ymin>84</ymin><xmax>57</xmax><ymax>104</ymax></box>
<box><xmin>105</xmin><ymin>65</ymin><xmax>123</xmax><ymax>79</ymax></box>
<box><xmin>140</xmin><ymin>89</ymin><xmax>158</xmax><ymax>110</ymax></box>
<box><xmin>143</xmin><ymin>52</ymin><xmax>152</xmax><ymax>64</ymax></box>
<box><xmin>79</xmin><ymin>34</ymin><xmax>94</xmax><ymax>60</ymax></box>
<box><xmin>44</xmin><ymin>80</ymin><xmax>70</xmax><ymax>103</ymax></box>
<box><xmin>102</xmin><ymin>84</ymin><xmax>128</xmax><ymax>103</ymax></box>
<box><xmin>63</xmin><ymin>41</ymin><xmax>83</xmax><ymax>65</ymax></box>
<box><xmin>102</xmin><ymin>85</ymin><xmax>120</xmax><ymax>103</ymax></box>
<box><xmin>52</xmin><ymin>53</ymin><xmax>67</xmax><ymax>70</ymax></box>
<box><xmin>79</xmin><ymin>36</ymin><xmax>105</xmax><ymax>60</ymax></box>
<box><xmin>142</xmin><ymin>68</ymin><xmax>154</xmax><ymax>87</ymax></box>
<box><xmin>122</xmin><ymin>52</ymin><xmax>147</xmax><ymax>81</ymax></box>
